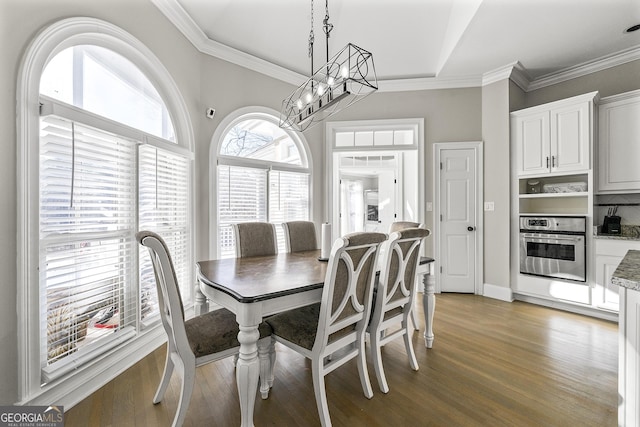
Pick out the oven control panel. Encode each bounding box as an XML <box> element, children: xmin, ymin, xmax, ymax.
<box><xmin>519</xmin><ymin>216</ymin><xmax>586</xmax><ymax>233</ymax></box>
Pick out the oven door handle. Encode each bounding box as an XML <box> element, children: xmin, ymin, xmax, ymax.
<box><xmin>521</xmin><ymin>233</ymin><xmax>584</xmax><ymax>242</ymax></box>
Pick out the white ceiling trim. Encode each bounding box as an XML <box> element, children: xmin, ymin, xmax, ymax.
<box><xmin>527</xmin><ymin>45</ymin><xmax>640</xmax><ymax>92</ymax></box>
<box><xmin>151</xmin><ymin>0</ymin><xmax>307</xmax><ymax>85</ymax></box>
<box><xmin>378</xmin><ymin>75</ymin><xmax>481</xmax><ymax>92</ymax></box>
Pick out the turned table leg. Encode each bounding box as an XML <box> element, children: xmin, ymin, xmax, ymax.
<box><xmin>422</xmin><ymin>268</ymin><xmax>435</xmax><ymax>348</ymax></box>
<box><xmin>236</xmin><ymin>325</ymin><xmax>260</xmax><ymax>427</ymax></box>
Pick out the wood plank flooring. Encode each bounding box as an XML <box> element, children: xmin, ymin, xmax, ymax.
<box><xmin>65</xmin><ymin>294</ymin><xmax>618</xmax><ymax>426</ymax></box>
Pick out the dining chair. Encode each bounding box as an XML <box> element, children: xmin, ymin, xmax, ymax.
<box><xmin>368</xmin><ymin>227</ymin><xmax>430</xmax><ymax>393</ymax></box>
<box><xmin>282</xmin><ymin>220</ymin><xmax>318</xmax><ymax>253</ymax></box>
<box><xmin>232</xmin><ymin>222</ymin><xmax>278</xmax><ymax>258</ymax></box>
<box><xmin>388</xmin><ymin>221</ymin><xmax>431</xmax><ymax>330</ymax></box>
<box><xmin>136</xmin><ymin>230</ymin><xmax>273</xmax><ymax>427</ymax></box>
<box><xmin>266</xmin><ymin>231</ymin><xmax>387</xmax><ymax>427</ymax></box>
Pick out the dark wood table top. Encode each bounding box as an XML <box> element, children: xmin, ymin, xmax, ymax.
<box><xmin>197</xmin><ymin>250</ymin><xmax>327</xmax><ymax>303</ymax></box>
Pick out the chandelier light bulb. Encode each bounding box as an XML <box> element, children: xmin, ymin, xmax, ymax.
<box><xmin>296</xmin><ymin>99</ymin><xmax>304</xmax><ymax>110</ymax></box>
<box><xmin>305</xmin><ymin>92</ymin><xmax>313</xmax><ymax>104</ymax></box>
<box><xmin>327</xmin><ymin>76</ymin><xmax>335</xmax><ymax>86</ymax></box>
<box><xmin>317</xmin><ymin>84</ymin><xmax>326</xmax><ymax>96</ymax></box>
<box><xmin>341</xmin><ymin>66</ymin><xmax>349</xmax><ymax>79</ymax></box>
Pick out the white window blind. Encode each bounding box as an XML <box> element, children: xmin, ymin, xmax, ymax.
<box><xmin>39</xmin><ymin>109</ymin><xmax>192</xmax><ymax>382</ymax></box>
<box><xmin>269</xmin><ymin>170</ymin><xmax>310</xmax><ymax>249</ymax></box>
<box><xmin>139</xmin><ymin>145</ymin><xmax>191</xmax><ymax>321</ymax></box>
<box><xmin>218</xmin><ymin>165</ymin><xmax>268</xmax><ymax>258</ymax></box>
<box><xmin>40</xmin><ymin>115</ymin><xmax>137</xmax><ymax>379</ymax></box>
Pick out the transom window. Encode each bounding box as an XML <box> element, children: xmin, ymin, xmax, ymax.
<box><xmin>216</xmin><ymin>113</ymin><xmax>311</xmax><ymax>258</ymax></box>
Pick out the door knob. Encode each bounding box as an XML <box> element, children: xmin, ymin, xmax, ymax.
<box><xmin>467</xmin><ymin>226</ymin><xmax>475</xmax><ymax>232</ymax></box>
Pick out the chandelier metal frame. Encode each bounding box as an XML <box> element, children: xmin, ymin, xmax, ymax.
<box><xmin>279</xmin><ymin>0</ymin><xmax>377</xmax><ymax>131</ymax></box>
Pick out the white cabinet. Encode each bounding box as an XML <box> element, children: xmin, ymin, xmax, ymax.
<box><xmin>512</xmin><ymin>92</ymin><xmax>596</xmax><ymax>177</ymax></box>
<box><xmin>619</xmin><ymin>286</ymin><xmax>640</xmax><ymax>427</ymax></box>
<box><xmin>593</xmin><ymin>239</ymin><xmax>640</xmax><ymax>310</ymax></box>
<box><xmin>597</xmin><ymin>89</ymin><xmax>640</xmax><ymax>193</ymax></box>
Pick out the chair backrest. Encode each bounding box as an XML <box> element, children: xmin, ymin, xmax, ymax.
<box><xmin>314</xmin><ymin>232</ymin><xmax>387</xmax><ymax>354</ymax></box>
<box><xmin>282</xmin><ymin>221</ymin><xmax>318</xmax><ymax>253</ymax></box>
<box><xmin>232</xmin><ymin>222</ymin><xmax>278</xmax><ymax>258</ymax></box>
<box><xmin>374</xmin><ymin>228</ymin><xmax>430</xmax><ymax>322</ymax></box>
<box><xmin>136</xmin><ymin>231</ymin><xmax>190</xmax><ymax>358</ymax></box>
<box><xmin>389</xmin><ymin>221</ymin><xmax>424</xmax><ymax>233</ymax></box>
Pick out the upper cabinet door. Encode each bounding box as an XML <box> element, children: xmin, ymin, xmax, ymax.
<box><xmin>512</xmin><ymin>92</ymin><xmax>595</xmax><ymax>177</ymax></box>
<box><xmin>513</xmin><ymin>111</ymin><xmax>551</xmax><ymax>176</ymax></box>
<box><xmin>597</xmin><ymin>90</ymin><xmax>640</xmax><ymax>193</ymax></box>
<box><xmin>550</xmin><ymin>101</ymin><xmax>590</xmax><ymax>174</ymax></box>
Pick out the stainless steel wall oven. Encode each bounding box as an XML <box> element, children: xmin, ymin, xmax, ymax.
<box><xmin>519</xmin><ymin>216</ymin><xmax>586</xmax><ymax>282</ymax></box>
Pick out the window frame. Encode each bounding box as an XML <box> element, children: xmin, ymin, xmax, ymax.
<box><xmin>209</xmin><ymin>107</ymin><xmax>313</xmax><ymax>259</ymax></box>
<box><xmin>17</xmin><ymin>17</ymin><xmax>195</xmax><ymax>405</ymax></box>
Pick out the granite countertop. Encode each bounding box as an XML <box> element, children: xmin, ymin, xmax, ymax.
<box><xmin>611</xmin><ymin>249</ymin><xmax>640</xmax><ymax>291</ymax></box>
<box><xmin>594</xmin><ymin>224</ymin><xmax>640</xmax><ymax>241</ymax></box>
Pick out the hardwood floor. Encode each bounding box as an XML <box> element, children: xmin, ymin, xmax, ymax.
<box><xmin>65</xmin><ymin>294</ymin><xmax>618</xmax><ymax>426</ymax></box>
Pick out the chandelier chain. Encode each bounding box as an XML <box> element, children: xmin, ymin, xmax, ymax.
<box><xmin>308</xmin><ymin>0</ymin><xmax>314</xmax><ymax>59</ymax></box>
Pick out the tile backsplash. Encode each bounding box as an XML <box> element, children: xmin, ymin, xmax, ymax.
<box><xmin>595</xmin><ymin>193</ymin><xmax>640</xmax><ymax>225</ymax></box>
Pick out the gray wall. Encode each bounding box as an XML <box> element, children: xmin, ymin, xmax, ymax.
<box><xmin>482</xmin><ymin>80</ymin><xmax>511</xmax><ymax>288</ymax></box>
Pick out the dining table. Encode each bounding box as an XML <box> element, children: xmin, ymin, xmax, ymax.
<box><xmin>196</xmin><ymin>249</ymin><xmax>435</xmax><ymax>427</ymax></box>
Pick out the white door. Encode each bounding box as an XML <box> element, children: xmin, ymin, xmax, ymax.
<box><xmin>438</xmin><ymin>147</ymin><xmax>479</xmax><ymax>293</ymax></box>
<box><xmin>376</xmin><ymin>170</ymin><xmax>397</xmax><ymax>232</ymax></box>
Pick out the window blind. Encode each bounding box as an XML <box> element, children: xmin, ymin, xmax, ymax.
<box><xmin>40</xmin><ymin>115</ymin><xmax>137</xmax><ymax>377</ymax></box>
<box><xmin>139</xmin><ymin>145</ymin><xmax>191</xmax><ymax>320</ymax></box>
<box><xmin>269</xmin><ymin>170</ymin><xmax>310</xmax><ymax>249</ymax></box>
<box><xmin>218</xmin><ymin>165</ymin><xmax>267</xmax><ymax>258</ymax></box>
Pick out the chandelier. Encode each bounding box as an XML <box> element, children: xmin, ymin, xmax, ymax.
<box><xmin>279</xmin><ymin>0</ymin><xmax>378</xmax><ymax>131</ymax></box>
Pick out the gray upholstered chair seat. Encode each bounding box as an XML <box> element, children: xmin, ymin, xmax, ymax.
<box><xmin>185</xmin><ymin>308</ymin><xmax>272</xmax><ymax>358</ymax></box>
<box><xmin>265</xmin><ymin>303</ymin><xmax>320</xmax><ymax>351</ymax></box>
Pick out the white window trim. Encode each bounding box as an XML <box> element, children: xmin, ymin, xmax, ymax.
<box><xmin>209</xmin><ymin>106</ymin><xmax>313</xmax><ymax>259</ymax></box>
<box><xmin>16</xmin><ymin>17</ymin><xmax>195</xmax><ymax>407</ymax></box>
<box><xmin>324</xmin><ymin>118</ymin><xmax>425</xmax><ymax>241</ymax></box>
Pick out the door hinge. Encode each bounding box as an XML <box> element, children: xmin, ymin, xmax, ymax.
<box><xmin>440</xmin><ymin>214</ymin><xmax>443</xmax><ymax>221</ymax></box>
<box><xmin>440</xmin><ymin>266</ymin><xmax>443</xmax><ymax>273</ymax></box>
<box><xmin>394</xmin><ymin>179</ymin><xmax>397</xmax><ymax>184</ymax></box>
<box><xmin>440</xmin><ymin>162</ymin><xmax>443</xmax><ymax>170</ymax></box>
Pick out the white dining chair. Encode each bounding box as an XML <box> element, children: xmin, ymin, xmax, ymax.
<box><xmin>368</xmin><ymin>227</ymin><xmax>430</xmax><ymax>393</ymax></box>
<box><xmin>282</xmin><ymin>220</ymin><xmax>318</xmax><ymax>253</ymax></box>
<box><xmin>266</xmin><ymin>231</ymin><xmax>387</xmax><ymax>427</ymax></box>
<box><xmin>388</xmin><ymin>221</ymin><xmax>430</xmax><ymax>331</ymax></box>
<box><xmin>136</xmin><ymin>231</ymin><xmax>273</xmax><ymax>427</ymax></box>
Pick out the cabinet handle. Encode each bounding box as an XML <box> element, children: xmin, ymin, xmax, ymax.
<box><xmin>546</xmin><ymin>156</ymin><xmax>550</xmax><ymax>168</ymax></box>
<box><xmin>552</xmin><ymin>156</ymin><xmax>556</xmax><ymax>167</ymax></box>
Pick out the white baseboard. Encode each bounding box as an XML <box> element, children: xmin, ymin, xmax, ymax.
<box><xmin>514</xmin><ymin>293</ymin><xmax>619</xmax><ymax>322</ymax></box>
<box><xmin>483</xmin><ymin>283</ymin><xmax>514</xmax><ymax>302</ymax></box>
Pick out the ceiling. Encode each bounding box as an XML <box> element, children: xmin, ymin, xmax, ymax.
<box><xmin>154</xmin><ymin>0</ymin><xmax>640</xmax><ymax>91</ymax></box>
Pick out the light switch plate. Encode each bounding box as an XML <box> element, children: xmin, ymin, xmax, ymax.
<box><xmin>484</xmin><ymin>202</ymin><xmax>495</xmax><ymax>211</ymax></box>
<box><xmin>426</xmin><ymin>202</ymin><xmax>433</xmax><ymax>212</ymax></box>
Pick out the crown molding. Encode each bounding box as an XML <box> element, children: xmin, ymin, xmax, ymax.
<box><xmin>527</xmin><ymin>45</ymin><xmax>640</xmax><ymax>92</ymax></box>
<box><xmin>377</xmin><ymin>75</ymin><xmax>481</xmax><ymax>92</ymax></box>
<box><xmin>151</xmin><ymin>0</ymin><xmax>306</xmax><ymax>85</ymax></box>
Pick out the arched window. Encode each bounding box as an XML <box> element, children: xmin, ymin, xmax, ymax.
<box><xmin>17</xmin><ymin>18</ymin><xmax>194</xmax><ymax>400</ymax></box>
<box><xmin>213</xmin><ymin>109</ymin><xmax>311</xmax><ymax>258</ymax></box>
